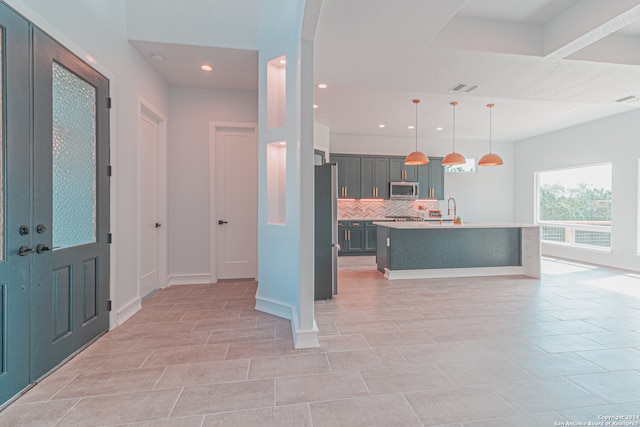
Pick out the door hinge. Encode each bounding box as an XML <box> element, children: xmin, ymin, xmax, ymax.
<box><xmin>107</xmin><ymin>165</ymin><xmax>112</xmax><ymax>176</ymax></box>
<box><xmin>107</xmin><ymin>300</ymin><xmax>112</xmax><ymax>311</ymax></box>
<box><xmin>107</xmin><ymin>233</ymin><xmax>112</xmax><ymax>244</ymax></box>
<box><xmin>106</xmin><ymin>97</ymin><xmax>112</xmax><ymax>109</ymax></box>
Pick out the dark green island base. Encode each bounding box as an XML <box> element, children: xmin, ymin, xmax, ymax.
<box><xmin>373</xmin><ymin>222</ymin><xmax>540</xmax><ymax>280</ymax></box>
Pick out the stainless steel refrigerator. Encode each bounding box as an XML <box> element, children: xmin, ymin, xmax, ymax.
<box><xmin>314</xmin><ymin>163</ymin><xmax>338</xmax><ymax>300</ymax></box>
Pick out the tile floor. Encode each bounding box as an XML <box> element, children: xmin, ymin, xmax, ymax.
<box><xmin>2</xmin><ymin>257</ymin><xmax>640</xmax><ymax>426</ymax></box>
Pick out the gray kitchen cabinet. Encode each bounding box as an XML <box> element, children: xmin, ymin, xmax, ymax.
<box><xmin>389</xmin><ymin>157</ymin><xmax>417</xmax><ymax>182</ymax></box>
<box><xmin>360</xmin><ymin>157</ymin><xmax>389</xmax><ymax>199</ymax></box>
<box><xmin>417</xmin><ymin>157</ymin><xmax>444</xmax><ymax>200</ymax></box>
<box><xmin>364</xmin><ymin>221</ymin><xmax>377</xmax><ymax>251</ymax></box>
<box><xmin>332</xmin><ymin>154</ymin><xmax>361</xmax><ymax>199</ymax></box>
<box><xmin>338</xmin><ymin>220</ymin><xmax>365</xmax><ymax>254</ymax></box>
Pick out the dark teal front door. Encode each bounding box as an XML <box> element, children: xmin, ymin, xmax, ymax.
<box><xmin>0</xmin><ymin>2</ymin><xmax>110</xmax><ymax>405</ymax></box>
<box><xmin>0</xmin><ymin>3</ymin><xmax>31</xmax><ymax>405</ymax></box>
<box><xmin>30</xmin><ymin>27</ymin><xmax>111</xmax><ymax>380</ymax></box>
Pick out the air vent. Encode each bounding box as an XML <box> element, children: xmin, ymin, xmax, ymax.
<box><xmin>450</xmin><ymin>83</ymin><xmax>480</xmax><ymax>93</ymax></box>
<box><xmin>614</xmin><ymin>95</ymin><xmax>637</xmax><ymax>103</ymax></box>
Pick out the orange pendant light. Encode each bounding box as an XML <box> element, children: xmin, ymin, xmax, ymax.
<box><xmin>404</xmin><ymin>99</ymin><xmax>429</xmax><ymax>165</ymax></box>
<box><xmin>478</xmin><ymin>103</ymin><xmax>503</xmax><ymax>167</ymax></box>
<box><xmin>441</xmin><ymin>101</ymin><xmax>466</xmax><ymax>166</ymax></box>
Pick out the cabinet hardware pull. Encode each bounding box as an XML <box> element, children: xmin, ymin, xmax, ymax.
<box><xmin>373</xmin><ymin>187</ymin><xmax>375</xmax><ymax>197</ymax></box>
<box><xmin>348</xmin><ymin>230</ymin><xmax>351</xmax><ymax>240</ymax></box>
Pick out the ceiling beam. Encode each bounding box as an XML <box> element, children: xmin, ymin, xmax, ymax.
<box><xmin>543</xmin><ymin>0</ymin><xmax>640</xmax><ymax>58</ymax></box>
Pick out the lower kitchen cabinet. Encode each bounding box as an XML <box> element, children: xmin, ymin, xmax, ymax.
<box><xmin>338</xmin><ymin>220</ymin><xmax>369</xmax><ymax>255</ymax></box>
<box><xmin>364</xmin><ymin>221</ymin><xmax>377</xmax><ymax>251</ymax></box>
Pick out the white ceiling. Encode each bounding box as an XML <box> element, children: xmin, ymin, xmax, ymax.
<box><xmin>130</xmin><ymin>0</ymin><xmax>640</xmax><ymax>145</ymax></box>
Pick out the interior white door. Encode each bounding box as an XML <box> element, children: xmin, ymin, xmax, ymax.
<box><xmin>214</xmin><ymin>125</ymin><xmax>257</xmax><ymax>280</ymax></box>
<box><xmin>139</xmin><ymin>110</ymin><xmax>160</xmax><ymax>297</ymax></box>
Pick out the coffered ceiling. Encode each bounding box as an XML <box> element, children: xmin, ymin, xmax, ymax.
<box><xmin>129</xmin><ymin>0</ymin><xmax>640</xmax><ymax>144</ymax></box>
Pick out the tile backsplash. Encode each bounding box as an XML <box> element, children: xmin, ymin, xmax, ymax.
<box><xmin>338</xmin><ymin>199</ymin><xmax>440</xmax><ymax>219</ymax></box>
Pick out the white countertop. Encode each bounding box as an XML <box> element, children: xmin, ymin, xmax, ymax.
<box><xmin>372</xmin><ymin>221</ymin><xmax>540</xmax><ymax>229</ymax></box>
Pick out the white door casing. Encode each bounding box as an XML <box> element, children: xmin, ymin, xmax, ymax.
<box><xmin>139</xmin><ymin>103</ymin><xmax>167</xmax><ymax>297</ymax></box>
<box><xmin>210</xmin><ymin>122</ymin><xmax>258</xmax><ymax>281</ymax></box>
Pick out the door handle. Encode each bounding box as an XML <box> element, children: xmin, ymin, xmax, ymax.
<box><xmin>18</xmin><ymin>246</ymin><xmax>35</xmax><ymax>256</ymax></box>
<box><xmin>36</xmin><ymin>244</ymin><xmax>51</xmax><ymax>254</ymax></box>
<box><xmin>218</xmin><ymin>220</ymin><xmax>228</xmax><ymax>225</ymax></box>
<box><xmin>155</xmin><ymin>223</ymin><xmax>162</xmax><ymax>228</ymax></box>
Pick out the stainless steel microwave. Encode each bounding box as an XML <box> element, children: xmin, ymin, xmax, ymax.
<box><xmin>389</xmin><ymin>181</ymin><xmax>419</xmax><ymax>199</ymax></box>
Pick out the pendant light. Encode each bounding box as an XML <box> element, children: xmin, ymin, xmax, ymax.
<box><xmin>478</xmin><ymin>103</ymin><xmax>503</xmax><ymax>166</ymax></box>
<box><xmin>441</xmin><ymin>101</ymin><xmax>466</xmax><ymax>166</ymax></box>
<box><xmin>404</xmin><ymin>99</ymin><xmax>429</xmax><ymax>165</ymax></box>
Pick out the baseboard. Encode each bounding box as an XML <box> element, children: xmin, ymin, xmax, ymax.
<box><xmin>254</xmin><ymin>296</ymin><xmax>319</xmax><ymax>349</ymax></box>
<box><xmin>115</xmin><ymin>297</ymin><xmax>141</xmax><ymax>326</ymax></box>
<box><xmin>167</xmin><ymin>273</ymin><xmax>211</xmax><ymax>286</ymax></box>
<box><xmin>384</xmin><ymin>266</ymin><xmax>526</xmax><ymax>280</ymax></box>
<box><xmin>290</xmin><ymin>307</ymin><xmax>319</xmax><ymax>349</ymax></box>
<box><xmin>254</xmin><ymin>295</ymin><xmax>293</xmax><ymax>320</ymax></box>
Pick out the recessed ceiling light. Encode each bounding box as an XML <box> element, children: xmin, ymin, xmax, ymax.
<box><xmin>317</xmin><ymin>83</ymin><xmax>328</xmax><ymax>89</ymax></box>
<box><xmin>436</xmin><ymin>127</ymin><xmax>443</xmax><ymax>131</ymax></box>
<box><xmin>150</xmin><ymin>53</ymin><xmax>165</xmax><ymax>61</ymax></box>
<box><xmin>201</xmin><ymin>64</ymin><xmax>213</xmax><ymax>72</ymax></box>
<box><xmin>378</xmin><ymin>124</ymin><xmax>386</xmax><ymax>128</ymax></box>
<box><xmin>313</xmin><ymin>104</ymin><xmax>319</xmax><ymax>109</ymax></box>
<box><xmin>279</xmin><ymin>59</ymin><xmax>287</xmax><ymax>65</ymax></box>
<box><xmin>408</xmin><ymin>125</ymin><xmax>415</xmax><ymax>130</ymax></box>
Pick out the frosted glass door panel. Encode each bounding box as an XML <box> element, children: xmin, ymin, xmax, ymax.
<box><xmin>52</xmin><ymin>62</ymin><xmax>96</xmax><ymax>249</ymax></box>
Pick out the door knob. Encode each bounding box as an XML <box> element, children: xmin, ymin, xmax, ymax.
<box><xmin>218</xmin><ymin>220</ymin><xmax>228</xmax><ymax>225</ymax></box>
<box><xmin>18</xmin><ymin>246</ymin><xmax>35</xmax><ymax>256</ymax></box>
<box><xmin>155</xmin><ymin>223</ymin><xmax>162</xmax><ymax>228</ymax></box>
<box><xmin>36</xmin><ymin>244</ymin><xmax>51</xmax><ymax>254</ymax></box>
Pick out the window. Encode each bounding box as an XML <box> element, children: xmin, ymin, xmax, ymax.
<box><xmin>536</xmin><ymin>163</ymin><xmax>612</xmax><ymax>249</ymax></box>
<box><xmin>444</xmin><ymin>158</ymin><xmax>476</xmax><ymax>173</ymax></box>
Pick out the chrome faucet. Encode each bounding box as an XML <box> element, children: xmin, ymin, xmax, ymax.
<box><xmin>447</xmin><ymin>197</ymin><xmax>457</xmax><ymax>218</ymax></box>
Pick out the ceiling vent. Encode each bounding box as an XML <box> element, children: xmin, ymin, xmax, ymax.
<box><xmin>450</xmin><ymin>83</ymin><xmax>480</xmax><ymax>93</ymax></box>
<box><xmin>614</xmin><ymin>95</ymin><xmax>638</xmax><ymax>103</ymax></box>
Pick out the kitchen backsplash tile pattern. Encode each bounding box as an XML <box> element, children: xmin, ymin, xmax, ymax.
<box><xmin>338</xmin><ymin>199</ymin><xmax>440</xmax><ymax>219</ymax></box>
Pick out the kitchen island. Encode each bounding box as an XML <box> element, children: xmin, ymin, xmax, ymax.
<box><xmin>373</xmin><ymin>222</ymin><xmax>540</xmax><ymax>280</ymax></box>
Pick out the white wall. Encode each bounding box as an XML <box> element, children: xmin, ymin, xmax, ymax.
<box><xmin>314</xmin><ymin>122</ymin><xmax>330</xmax><ymax>154</ymax></box>
<box><xmin>514</xmin><ymin>109</ymin><xmax>640</xmax><ymax>272</ymax></box>
<box><xmin>5</xmin><ymin>0</ymin><xmax>170</xmax><ymax>325</ymax></box>
<box><xmin>330</xmin><ymin>134</ymin><xmax>515</xmax><ymax>222</ymax></box>
<box><xmin>256</xmin><ymin>0</ymin><xmax>318</xmax><ymax>348</ymax></box>
<box><xmin>167</xmin><ymin>88</ymin><xmax>258</xmax><ymax>281</ymax></box>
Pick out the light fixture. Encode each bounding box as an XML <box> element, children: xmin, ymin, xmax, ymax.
<box><xmin>441</xmin><ymin>101</ymin><xmax>466</xmax><ymax>166</ymax></box>
<box><xmin>478</xmin><ymin>103</ymin><xmax>503</xmax><ymax>166</ymax></box>
<box><xmin>378</xmin><ymin>124</ymin><xmax>386</xmax><ymax>128</ymax></box>
<box><xmin>317</xmin><ymin>83</ymin><xmax>328</xmax><ymax>89</ymax></box>
<box><xmin>201</xmin><ymin>64</ymin><xmax>213</xmax><ymax>72</ymax></box>
<box><xmin>404</xmin><ymin>99</ymin><xmax>429</xmax><ymax>165</ymax></box>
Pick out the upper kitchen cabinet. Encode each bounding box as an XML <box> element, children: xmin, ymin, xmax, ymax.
<box><xmin>360</xmin><ymin>157</ymin><xmax>389</xmax><ymax>199</ymax></box>
<box><xmin>331</xmin><ymin>154</ymin><xmax>360</xmax><ymax>198</ymax></box>
<box><xmin>389</xmin><ymin>157</ymin><xmax>417</xmax><ymax>182</ymax></box>
<box><xmin>417</xmin><ymin>157</ymin><xmax>444</xmax><ymax>200</ymax></box>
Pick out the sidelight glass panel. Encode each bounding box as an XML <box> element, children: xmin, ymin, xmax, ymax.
<box><xmin>0</xmin><ymin>31</ymin><xmax>3</xmax><ymax>261</ymax></box>
<box><xmin>52</xmin><ymin>62</ymin><xmax>96</xmax><ymax>249</ymax></box>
